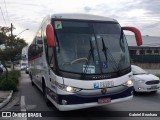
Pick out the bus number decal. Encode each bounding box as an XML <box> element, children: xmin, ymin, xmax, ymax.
<box><xmin>55</xmin><ymin>21</ymin><xmax>62</xmax><ymax>29</ymax></box>
<box><xmin>83</xmin><ymin>65</ymin><xmax>95</xmax><ymax>74</ymax></box>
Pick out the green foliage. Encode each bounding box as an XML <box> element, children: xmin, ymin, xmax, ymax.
<box><xmin>0</xmin><ymin>25</ymin><xmax>28</xmax><ymax>67</ymax></box>
<box><xmin>5</xmin><ymin>63</ymin><xmax>11</xmax><ymax>68</ymax></box>
<box><xmin>0</xmin><ymin>73</ymin><xmax>5</xmax><ymax>81</ymax></box>
<box><xmin>0</xmin><ymin>70</ymin><xmax>20</xmax><ymax>91</ymax></box>
<box><xmin>0</xmin><ymin>78</ymin><xmax>17</xmax><ymax>91</ymax></box>
<box><xmin>0</xmin><ymin>26</ymin><xmax>11</xmax><ymax>44</ymax></box>
<box><xmin>8</xmin><ymin>70</ymin><xmax>20</xmax><ymax>84</ymax></box>
<box><xmin>155</xmin><ymin>74</ymin><xmax>160</xmax><ymax>78</ymax></box>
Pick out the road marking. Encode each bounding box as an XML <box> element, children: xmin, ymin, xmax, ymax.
<box><xmin>21</xmin><ymin>96</ymin><xmax>26</xmax><ymax>112</ymax></box>
<box><xmin>20</xmin><ymin>96</ymin><xmax>27</xmax><ymax>120</ymax></box>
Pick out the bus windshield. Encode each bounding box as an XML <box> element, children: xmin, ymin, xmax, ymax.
<box><xmin>53</xmin><ymin>20</ymin><xmax>130</xmax><ymax>74</ymax></box>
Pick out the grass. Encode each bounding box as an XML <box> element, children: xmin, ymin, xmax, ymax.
<box><xmin>155</xmin><ymin>73</ymin><xmax>160</xmax><ymax>78</ymax></box>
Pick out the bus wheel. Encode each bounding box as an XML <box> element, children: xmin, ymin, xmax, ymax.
<box><xmin>42</xmin><ymin>82</ymin><xmax>52</xmax><ymax>107</ymax></box>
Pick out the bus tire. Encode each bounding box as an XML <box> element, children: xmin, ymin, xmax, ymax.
<box><xmin>42</xmin><ymin>80</ymin><xmax>52</xmax><ymax>107</ymax></box>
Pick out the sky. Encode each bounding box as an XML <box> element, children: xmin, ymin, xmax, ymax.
<box><xmin>0</xmin><ymin>0</ymin><xmax>160</xmax><ymax>44</ymax></box>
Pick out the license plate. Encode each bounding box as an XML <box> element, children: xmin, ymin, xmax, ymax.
<box><xmin>98</xmin><ymin>98</ymin><xmax>111</xmax><ymax>104</ymax></box>
<box><xmin>100</xmin><ymin>81</ymin><xmax>114</xmax><ymax>88</ymax></box>
<box><xmin>151</xmin><ymin>85</ymin><xmax>158</xmax><ymax>89</ymax></box>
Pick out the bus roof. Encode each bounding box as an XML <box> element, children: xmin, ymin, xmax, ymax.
<box><xmin>51</xmin><ymin>13</ymin><xmax>117</xmax><ymax>22</ymax></box>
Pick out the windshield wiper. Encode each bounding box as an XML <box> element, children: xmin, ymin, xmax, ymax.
<box><xmin>89</xmin><ymin>39</ymin><xmax>95</xmax><ymax>61</ymax></box>
<box><xmin>101</xmin><ymin>37</ymin><xmax>108</xmax><ymax>64</ymax></box>
<box><xmin>82</xmin><ymin>39</ymin><xmax>95</xmax><ymax>75</ymax></box>
<box><xmin>101</xmin><ymin>37</ymin><xmax>120</xmax><ymax>73</ymax></box>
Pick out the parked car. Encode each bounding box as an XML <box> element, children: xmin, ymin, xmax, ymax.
<box><xmin>20</xmin><ymin>63</ymin><xmax>27</xmax><ymax>70</ymax></box>
<box><xmin>131</xmin><ymin>65</ymin><xmax>160</xmax><ymax>93</ymax></box>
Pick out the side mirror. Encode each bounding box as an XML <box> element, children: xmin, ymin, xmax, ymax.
<box><xmin>122</xmin><ymin>26</ymin><xmax>142</xmax><ymax>46</ymax></box>
<box><xmin>46</xmin><ymin>24</ymin><xmax>56</xmax><ymax>47</ymax></box>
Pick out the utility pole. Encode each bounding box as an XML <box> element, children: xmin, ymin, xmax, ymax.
<box><xmin>11</xmin><ymin>23</ymin><xmax>14</xmax><ymax>70</ymax></box>
<box><xmin>11</xmin><ymin>23</ymin><xmax>13</xmax><ymax>40</ymax></box>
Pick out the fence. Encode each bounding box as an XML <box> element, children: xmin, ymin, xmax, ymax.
<box><xmin>130</xmin><ymin>55</ymin><xmax>160</xmax><ymax>69</ymax></box>
<box><xmin>130</xmin><ymin>55</ymin><xmax>160</xmax><ymax>63</ymax></box>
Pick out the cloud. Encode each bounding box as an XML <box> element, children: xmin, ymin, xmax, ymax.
<box><xmin>83</xmin><ymin>0</ymin><xmax>160</xmax><ymax>36</ymax></box>
<box><xmin>136</xmin><ymin>0</ymin><xmax>160</xmax><ymax>14</ymax></box>
<box><xmin>144</xmin><ymin>22</ymin><xmax>160</xmax><ymax>29</ymax></box>
<box><xmin>0</xmin><ymin>0</ymin><xmax>160</xmax><ymax>44</ymax></box>
<box><xmin>84</xmin><ymin>6</ymin><xmax>93</xmax><ymax>12</ymax></box>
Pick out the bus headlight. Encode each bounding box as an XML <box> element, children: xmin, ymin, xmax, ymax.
<box><xmin>123</xmin><ymin>80</ymin><xmax>133</xmax><ymax>87</ymax></box>
<box><xmin>66</xmin><ymin>86</ymin><xmax>73</xmax><ymax>92</ymax></box>
<box><xmin>65</xmin><ymin>86</ymin><xmax>81</xmax><ymax>92</ymax></box>
<box><xmin>56</xmin><ymin>82</ymin><xmax>81</xmax><ymax>93</ymax></box>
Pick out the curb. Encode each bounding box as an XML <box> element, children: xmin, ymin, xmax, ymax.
<box><xmin>0</xmin><ymin>90</ymin><xmax>13</xmax><ymax>109</ymax></box>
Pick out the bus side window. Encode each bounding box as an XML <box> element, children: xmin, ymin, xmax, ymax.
<box><xmin>28</xmin><ymin>42</ymin><xmax>36</xmax><ymax>60</ymax></box>
<box><xmin>35</xmin><ymin>28</ymin><xmax>43</xmax><ymax>56</ymax></box>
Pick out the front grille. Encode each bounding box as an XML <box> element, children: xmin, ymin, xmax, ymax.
<box><xmin>146</xmin><ymin>80</ymin><xmax>160</xmax><ymax>85</ymax></box>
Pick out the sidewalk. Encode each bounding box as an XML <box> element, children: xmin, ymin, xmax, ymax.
<box><xmin>0</xmin><ymin>67</ymin><xmax>20</xmax><ymax>109</ymax></box>
<box><xmin>0</xmin><ymin>90</ymin><xmax>13</xmax><ymax>109</ymax></box>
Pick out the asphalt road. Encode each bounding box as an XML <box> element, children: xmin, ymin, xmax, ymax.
<box><xmin>1</xmin><ymin>71</ymin><xmax>160</xmax><ymax>120</ymax></box>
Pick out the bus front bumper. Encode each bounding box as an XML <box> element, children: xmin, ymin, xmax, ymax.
<box><xmin>48</xmin><ymin>86</ymin><xmax>133</xmax><ymax>111</ymax></box>
<box><xmin>57</xmin><ymin>95</ymin><xmax>133</xmax><ymax>111</ymax></box>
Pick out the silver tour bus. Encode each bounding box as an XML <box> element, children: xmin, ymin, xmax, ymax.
<box><xmin>28</xmin><ymin>13</ymin><xmax>142</xmax><ymax>111</ymax></box>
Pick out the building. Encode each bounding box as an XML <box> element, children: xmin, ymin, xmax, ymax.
<box><xmin>126</xmin><ymin>35</ymin><xmax>160</xmax><ymax>69</ymax></box>
<box><xmin>127</xmin><ymin>35</ymin><xmax>160</xmax><ymax>55</ymax></box>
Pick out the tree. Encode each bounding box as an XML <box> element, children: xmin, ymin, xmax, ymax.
<box><xmin>0</xmin><ymin>26</ymin><xmax>11</xmax><ymax>45</ymax></box>
<box><xmin>0</xmin><ymin>26</ymin><xmax>11</xmax><ymax>78</ymax></box>
<box><xmin>0</xmin><ymin>25</ymin><xmax>28</xmax><ymax>78</ymax></box>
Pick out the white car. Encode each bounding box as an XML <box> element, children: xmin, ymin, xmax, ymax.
<box><xmin>20</xmin><ymin>63</ymin><xmax>27</xmax><ymax>70</ymax></box>
<box><xmin>131</xmin><ymin>65</ymin><xmax>160</xmax><ymax>93</ymax></box>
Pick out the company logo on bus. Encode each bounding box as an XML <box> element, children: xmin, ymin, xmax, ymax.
<box><xmin>92</xmin><ymin>75</ymin><xmax>111</xmax><ymax>79</ymax></box>
<box><xmin>93</xmin><ymin>82</ymin><xmax>99</xmax><ymax>88</ymax></box>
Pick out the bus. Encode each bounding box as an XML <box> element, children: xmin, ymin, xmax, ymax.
<box><xmin>28</xmin><ymin>13</ymin><xmax>142</xmax><ymax>111</ymax></box>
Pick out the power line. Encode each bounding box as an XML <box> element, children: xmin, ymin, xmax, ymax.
<box><xmin>0</xmin><ymin>6</ymin><xmax>7</xmax><ymax>26</ymax></box>
<box><xmin>4</xmin><ymin>0</ymin><xmax>10</xmax><ymax>24</ymax></box>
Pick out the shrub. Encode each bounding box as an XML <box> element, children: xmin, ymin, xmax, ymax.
<box><xmin>0</xmin><ymin>73</ymin><xmax>5</xmax><ymax>81</ymax></box>
<box><xmin>5</xmin><ymin>64</ymin><xmax>11</xmax><ymax>68</ymax></box>
<box><xmin>0</xmin><ymin>70</ymin><xmax>20</xmax><ymax>91</ymax></box>
<box><xmin>0</xmin><ymin>78</ymin><xmax>17</xmax><ymax>91</ymax></box>
<box><xmin>8</xmin><ymin>70</ymin><xmax>21</xmax><ymax>84</ymax></box>
<box><xmin>155</xmin><ymin>74</ymin><xmax>160</xmax><ymax>78</ymax></box>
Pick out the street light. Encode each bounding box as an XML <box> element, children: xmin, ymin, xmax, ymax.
<box><xmin>16</xmin><ymin>28</ymin><xmax>29</xmax><ymax>37</ymax></box>
<box><xmin>10</xmin><ymin>24</ymin><xmax>29</xmax><ymax>70</ymax></box>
